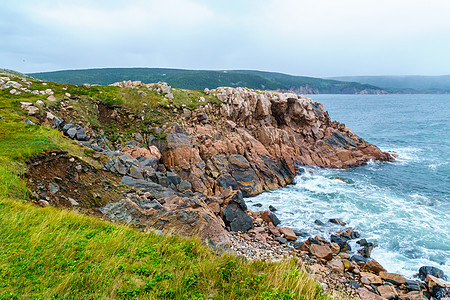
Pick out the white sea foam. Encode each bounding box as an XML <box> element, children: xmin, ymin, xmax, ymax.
<box><xmin>251</xmin><ymin>167</ymin><xmax>450</xmax><ymax>278</ymax></box>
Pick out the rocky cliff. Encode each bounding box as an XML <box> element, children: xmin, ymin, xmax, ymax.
<box><xmin>14</xmin><ymin>77</ymin><xmax>392</xmax><ymax>246</ymax></box>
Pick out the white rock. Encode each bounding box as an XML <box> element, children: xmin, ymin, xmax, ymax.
<box><xmin>65</xmin><ymin>92</ymin><xmax>71</xmax><ymax>97</ymax></box>
<box><xmin>45</xmin><ymin>89</ymin><xmax>53</xmax><ymax>95</ymax></box>
<box><xmin>35</xmin><ymin>100</ymin><xmax>44</xmax><ymax>106</ymax></box>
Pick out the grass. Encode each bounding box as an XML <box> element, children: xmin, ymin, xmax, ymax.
<box><xmin>0</xmin><ymin>73</ymin><xmax>335</xmax><ymax>299</ymax></box>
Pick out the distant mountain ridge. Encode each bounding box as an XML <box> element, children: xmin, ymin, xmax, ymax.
<box><xmin>28</xmin><ymin>68</ymin><xmax>387</xmax><ymax>94</ymax></box>
<box><xmin>331</xmin><ymin>75</ymin><xmax>450</xmax><ymax>94</ymax></box>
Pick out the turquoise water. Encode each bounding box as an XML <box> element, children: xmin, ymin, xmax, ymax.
<box><xmin>251</xmin><ymin>94</ymin><xmax>450</xmax><ymax>278</ymax></box>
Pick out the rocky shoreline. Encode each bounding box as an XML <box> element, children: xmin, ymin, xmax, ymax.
<box><xmin>5</xmin><ymin>73</ymin><xmax>447</xmax><ymax>299</ymax></box>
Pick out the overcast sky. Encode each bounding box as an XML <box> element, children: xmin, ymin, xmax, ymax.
<box><xmin>1</xmin><ymin>0</ymin><xmax>450</xmax><ymax>77</ymax></box>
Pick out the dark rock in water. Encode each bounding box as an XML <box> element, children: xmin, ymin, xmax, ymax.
<box><xmin>347</xmin><ymin>280</ymin><xmax>360</xmax><ymax>289</ymax></box>
<box><xmin>418</xmin><ymin>266</ymin><xmax>446</xmax><ymax>280</ymax></box>
<box><xmin>275</xmin><ymin>237</ymin><xmax>288</xmax><ymax>244</ymax></box>
<box><xmin>222</xmin><ymin>203</ymin><xmax>253</xmax><ymax>232</ymax></box>
<box><xmin>331</xmin><ymin>234</ymin><xmax>351</xmax><ymax>252</ymax></box>
<box><xmin>431</xmin><ymin>283</ymin><xmax>450</xmax><ymax>299</ymax></box>
<box><xmin>350</xmin><ymin>231</ymin><xmax>360</xmax><ymax>239</ymax></box>
<box><xmin>293</xmin><ymin>229</ymin><xmax>309</xmax><ymax>237</ymax></box>
<box><xmin>269</xmin><ymin>205</ymin><xmax>277</xmax><ymax>212</ymax></box>
<box><xmin>308</xmin><ymin>237</ymin><xmax>321</xmax><ymax>245</ymax></box>
<box><xmin>358</xmin><ymin>243</ymin><xmax>375</xmax><ymax>258</ymax></box>
<box><xmin>351</xmin><ymin>254</ymin><xmax>367</xmax><ymax>264</ymax></box>
<box><xmin>329</xmin><ymin>218</ymin><xmax>346</xmax><ymax>226</ymax></box>
<box><xmin>269</xmin><ymin>212</ymin><xmax>281</xmax><ymax>226</ymax></box>
<box><xmin>253</xmin><ymin>203</ymin><xmax>262</xmax><ymax>207</ymax></box>
<box><xmin>357</xmin><ymin>238</ymin><xmax>368</xmax><ymax>246</ymax></box>
<box><xmin>340</xmin><ymin>232</ymin><xmax>352</xmax><ymax>241</ymax></box>
<box><xmin>314</xmin><ymin>219</ymin><xmax>324</xmax><ymax>226</ymax></box>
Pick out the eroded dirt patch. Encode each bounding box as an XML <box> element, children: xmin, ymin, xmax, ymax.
<box><xmin>26</xmin><ymin>149</ymin><xmax>125</xmax><ymax>214</ymax></box>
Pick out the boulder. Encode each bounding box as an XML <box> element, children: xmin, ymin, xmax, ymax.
<box><xmin>380</xmin><ymin>272</ymin><xmax>407</xmax><ymax>285</ymax></box>
<box><xmin>278</xmin><ymin>227</ymin><xmax>297</xmax><ymax>241</ymax></box>
<box><xmin>309</xmin><ymin>244</ymin><xmax>333</xmax><ymax>260</ymax></box>
<box><xmin>328</xmin><ymin>259</ymin><xmax>344</xmax><ymax>273</ymax></box>
<box><xmin>261</xmin><ymin>210</ymin><xmax>281</xmax><ymax>226</ymax></box>
<box><xmin>363</xmin><ymin>259</ymin><xmax>386</xmax><ymax>274</ymax></box>
<box><xmin>329</xmin><ymin>218</ymin><xmax>346</xmax><ymax>226</ymax></box>
<box><xmin>222</xmin><ymin>203</ymin><xmax>253</xmax><ymax>232</ymax></box>
<box><xmin>360</xmin><ymin>272</ymin><xmax>383</xmax><ymax>285</ymax></box>
<box><xmin>357</xmin><ymin>287</ymin><xmax>384</xmax><ymax>300</ymax></box>
<box><xmin>425</xmin><ymin>275</ymin><xmax>450</xmax><ymax>299</ymax></box>
<box><xmin>377</xmin><ymin>285</ymin><xmax>398</xmax><ymax>299</ymax></box>
<box><xmin>418</xmin><ymin>266</ymin><xmax>446</xmax><ymax>280</ymax></box>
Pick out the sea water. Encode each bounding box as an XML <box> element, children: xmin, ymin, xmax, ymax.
<box><xmin>250</xmin><ymin>94</ymin><xmax>450</xmax><ymax>278</ymax></box>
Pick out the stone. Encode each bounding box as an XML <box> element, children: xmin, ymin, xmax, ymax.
<box><xmin>358</xmin><ymin>243</ymin><xmax>375</xmax><ymax>258</ymax></box>
<box><xmin>261</xmin><ymin>210</ymin><xmax>281</xmax><ymax>226</ymax></box>
<box><xmin>425</xmin><ymin>275</ymin><xmax>450</xmax><ymax>299</ymax></box>
<box><xmin>268</xmin><ymin>205</ymin><xmax>277</xmax><ymax>212</ymax></box>
<box><xmin>330</xmin><ymin>242</ymin><xmax>340</xmax><ymax>254</ymax></box>
<box><xmin>328</xmin><ymin>259</ymin><xmax>344</xmax><ymax>273</ymax></box>
<box><xmin>377</xmin><ymin>285</ymin><xmax>398</xmax><ymax>299</ymax></box>
<box><xmin>22</xmin><ymin>119</ymin><xmax>35</xmax><ymax>125</ymax></box>
<box><xmin>268</xmin><ymin>222</ymin><xmax>281</xmax><ymax>237</ymax></box>
<box><xmin>380</xmin><ymin>272</ymin><xmax>407</xmax><ymax>285</ymax></box>
<box><xmin>35</xmin><ymin>100</ymin><xmax>44</xmax><ymax>106</ymax></box>
<box><xmin>48</xmin><ymin>182</ymin><xmax>59</xmax><ymax>194</ymax></box>
<box><xmin>76</xmin><ymin>128</ymin><xmax>88</xmax><ymax>141</ymax></box>
<box><xmin>360</xmin><ymin>272</ymin><xmax>383</xmax><ymax>284</ymax></box>
<box><xmin>405</xmin><ymin>280</ymin><xmax>422</xmax><ymax>292</ymax></box>
<box><xmin>309</xmin><ymin>244</ymin><xmax>333</xmax><ymax>260</ymax></box>
<box><xmin>128</xmin><ymin>165</ymin><xmax>144</xmax><ymax>180</ymax></box>
<box><xmin>398</xmin><ymin>291</ymin><xmax>428</xmax><ymax>300</ymax></box>
<box><xmin>329</xmin><ymin>218</ymin><xmax>346</xmax><ymax>226</ymax></box>
<box><xmin>357</xmin><ymin>287</ymin><xmax>384</xmax><ymax>300</ymax></box>
<box><xmin>68</xmin><ymin>198</ymin><xmax>79</xmax><ymax>206</ymax></box>
<box><xmin>363</xmin><ymin>259</ymin><xmax>386</xmax><ymax>274</ymax></box>
<box><xmin>67</xmin><ymin>127</ymin><xmax>77</xmax><ymax>139</ymax></box>
<box><xmin>27</xmin><ymin>106</ymin><xmax>39</xmax><ymax>115</ymax></box>
<box><xmin>222</xmin><ymin>203</ymin><xmax>253</xmax><ymax>232</ymax></box>
<box><xmin>47</xmin><ymin>95</ymin><xmax>57</xmax><ymax>101</ymax></box>
<box><xmin>330</xmin><ymin>234</ymin><xmax>351</xmax><ymax>252</ymax></box>
<box><xmin>38</xmin><ymin>200</ymin><xmax>49</xmax><ymax>207</ymax></box>
<box><xmin>278</xmin><ymin>227</ymin><xmax>297</xmax><ymax>241</ymax></box>
<box><xmin>314</xmin><ymin>219</ymin><xmax>324</xmax><ymax>226</ymax></box>
<box><xmin>351</xmin><ymin>254</ymin><xmax>367</xmax><ymax>264</ymax></box>
<box><xmin>275</xmin><ymin>237</ymin><xmax>288</xmax><ymax>244</ymax></box>
<box><xmin>418</xmin><ymin>266</ymin><xmax>446</xmax><ymax>280</ymax></box>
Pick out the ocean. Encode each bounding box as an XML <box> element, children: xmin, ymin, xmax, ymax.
<box><xmin>250</xmin><ymin>94</ymin><xmax>450</xmax><ymax>278</ymax></box>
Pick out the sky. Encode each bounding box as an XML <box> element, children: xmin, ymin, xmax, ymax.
<box><xmin>1</xmin><ymin>0</ymin><xmax>450</xmax><ymax>77</ymax></box>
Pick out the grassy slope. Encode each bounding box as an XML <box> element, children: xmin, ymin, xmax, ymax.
<box><xmin>0</xmin><ymin>74</ymin><xmax>333</xmax><ymax>300</ymax></box>
<box><xmin>29</xmin><ymin>68</ymin><xmax>384</xmax><ymax>94</ymax></box>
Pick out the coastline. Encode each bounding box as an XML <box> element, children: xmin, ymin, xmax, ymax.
<box><xmin>3</xmin><ymin>72</ymin><xmax>448</xmax><ymax>299</ymax></box>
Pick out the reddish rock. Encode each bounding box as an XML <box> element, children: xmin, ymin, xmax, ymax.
<box><xmin>357</xmin><ymin>287</ymin><xmax>384</xmax><ymax>300</ymax></box>
<box><xmin>309</xmin><ymin>244</ymin><xmax>333</xmax><ymax>261</ymax></box>
<box><xmin>360</xmin><ymin>272</ymin><xmax>383</xmax><ymax>285</ymax></box>
<box><xmin>378</xmin><ymin>285</ymin><xmax>398</xmax><ymax>299</ymax></box>
<box><xmin>278</xmin><ymin>227</ymin><xmax>297</xmax><ymax>241</ymax></box>
<box><xmin>330</xmin><ymin>242</ymin><xmax>340</xmax><ymax>254</ymax></box>
<box><xmin>268</xmin><ymin>222</ymin><xmax>281</xmax><ymax>237</ymax></box>
<box><xmin>328</xmin><ymin>259</ymin><xmax>344</xmax><ymax>273</ymax></box>
<box><xmin>380</xmin><ymin>272</ymin><xmax>407</xmax><ymax>285</ymax></box>
<box><xmin>363</xmin><ymin>259</ymin><xmax>387</xmax><ymax>274</ymax></box>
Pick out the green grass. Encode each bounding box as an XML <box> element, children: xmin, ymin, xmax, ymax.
<box><xmin>0</xmin><ymin>73</ymin><xmax>336</xmax><ymax>300</ymax></box>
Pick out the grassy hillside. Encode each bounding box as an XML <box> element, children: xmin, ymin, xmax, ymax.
<box><xmin>29</xmin><ymin>68</ymin><xmax>386</xmax><ymax>94</ymax></box>
<box><xmin>0</xmin><ymin>71</ymin><xmax>333</xmax><ymax>300</ymax></box>
<box><xmin>233</xmin><ymin>70</ymin><xmax>385</xmax><ymax>94</ymax></box>
<box><xmin>331</xmin><ymin>75</ymin><xmax>450</xmax><ymax>93</ymax></box>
